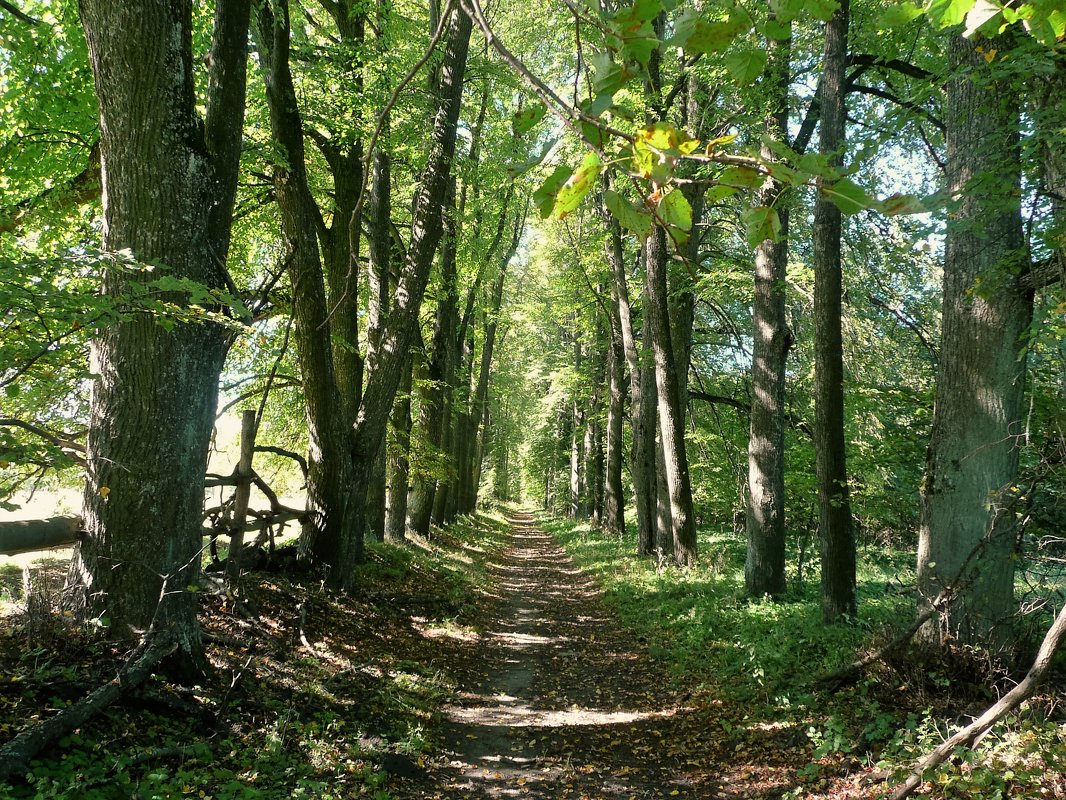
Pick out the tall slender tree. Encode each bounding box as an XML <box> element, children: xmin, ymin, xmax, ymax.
<box><xmin>745</xmin><ymin>8</ymin><xmax>792</xmax><ymax>599</ymax></box>
<box><xmin>813</xmin><ymin>0</ymin><xmax>856</xmax><ymax>623</ymax></box>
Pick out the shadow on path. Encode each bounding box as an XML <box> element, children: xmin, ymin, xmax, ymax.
<box><xmin>395</xmin><ymin>512</ymin><xmax>739</xmax><ymax>799</ymax></box>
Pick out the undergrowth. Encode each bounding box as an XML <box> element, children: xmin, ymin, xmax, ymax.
<box><xmin>544</xmin><ymin>513</ymin><xmax>1066</xmax><ymax>799</ymax></box>
<box><xmin>0</xmin><ymin>510</ymin><xmax>512</xmax><ymax>800</ymax></box>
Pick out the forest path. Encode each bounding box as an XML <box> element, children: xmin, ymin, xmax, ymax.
<box><xmin>394</xmin><ymin>511</ymin><xmax>735</xmax><ymax>800</ymax></box>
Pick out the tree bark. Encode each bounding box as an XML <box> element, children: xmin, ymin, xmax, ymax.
<box><xmin>603</xmin><ymin>285</ymin><xmax>626</xmax><ymax>535</ymax></box>
<box><xmin>71</xmin><ymin>0</ymin><xmax>250</xmax><ymax>674</ymax></box>
<box><xmin>0</xmin><ymin>516</ymin><xmax>81</xmax><ymax>556</ymax></box>
<box><xmin>605</xmin><ymin>215</ymin><xmax>654</xmax><ymax>554</ymax></box>
<box><xmin>466</xmin><ymin>239</ymin><xmax>513</xmax><ymax>512</ymax></box>
<box><xmin>746</xmin><ymin>11</ymin><xmax>792</xmax><ymax>599</ymax></box>
<box><xmin>385</xmin><ymin>354</ymin><xmax>413</xmax><ymax>544</ymax></box>
<box><xmin>644</xmin><ymin>226</ymin><xmax>697</xmax><ymax>566</ymax></box>
<box><xmin>254</xmin><ymin>0</ymin><xmax>360</xmax><ymax>580</ymax></box>
<box><xmin>917</xmin><ymin>31</ymin><xmax>1029</xmax><ymax>650</ymax></box>
<box><xmin>352</xmin><ymin>6</ymin><xmax>472</xmax><ymax>559</ymax></box>
<box><xmin>813</xmin><ymin>0</ymin><xmax>856</xmax><ymax>623</ymax></box>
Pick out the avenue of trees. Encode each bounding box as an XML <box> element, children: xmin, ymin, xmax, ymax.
<box><xmin>1</xmin><ymin>0</ymin><xmax>1064</xmax><ymax>715</ymax></box>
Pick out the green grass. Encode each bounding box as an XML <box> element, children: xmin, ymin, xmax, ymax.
<box><xmin>543</xmin><ymin>513</ymin><xmax>1066</xmax><ymax>797</ymax></box>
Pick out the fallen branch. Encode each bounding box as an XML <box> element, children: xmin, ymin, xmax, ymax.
<box><xmin>0</xmin><ymin>632</ymin><xmax>178</xmax><ymax>781</ymax></box>
<box><xmin>889</xmin><ymin>604</ymin><xmax>1066</xmax><ymax>799</ymax></box>
<box><xmin>814</xmin><ymin>608</ymin><xmax>938</xmax><ymax>691</ymax></box>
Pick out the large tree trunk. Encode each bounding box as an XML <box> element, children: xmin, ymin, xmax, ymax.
<box><xmin>917</xmin><ymin>31</ymin><xmax>1029</xmax><ymax>650</ymax></box>
<box><xmin>254</xmin><ymin>0</ymin><xmax>360</xmax><ymax>579</ymax></box>
<box><xmin>644</xmin><ymin>226</ymin><xmax>697</xmax><ymax>566</ymax></box>
<box><xmin>746</xmin><ymin>12</ymin><xmax>792</xmax><ymax>599</ymax></box>
<box><xmin>71</xmin><ymin>0</ymin><xmax>250</xmax><ymax>675</ymax></box>
<box><xmin>466</xmin><ymin>242</ymin><xmax>513</xmax><ymax>512</ymax></box>
<box><xmin>410</xmin><ymin>180</ymin><xmax>461</xmax><ymax>536</ymax></box>
<box><xmin>813</xmin><ymin>0</ymin><xmax>856</xmax><ymax>623</ymax></box>
<box><xmin>364</xmin><ymin>138</ymin><xmax>392</xmax><ymax>543</ymax></box>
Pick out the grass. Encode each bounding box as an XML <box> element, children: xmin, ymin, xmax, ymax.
<box><xmin>543</xmin><ymin>512</ymin><xmax>1066</xmax><ymax>798</ymax></box>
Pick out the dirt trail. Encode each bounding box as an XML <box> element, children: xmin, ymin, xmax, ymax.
<box><xmin>395</xmin><ymin>511</ymin><xmax>732</xmax><ymax>800</ymax></box>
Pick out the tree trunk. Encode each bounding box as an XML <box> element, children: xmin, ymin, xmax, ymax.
<box><xmin>365</xmin><ymin>143</ymin><xmax>391</xmax><ymax>542</ymax></box>
<box><xmin>813</xmin><ymin>0</ymin><xmax>856</xmax><ymax>623</ymax></box>
<box><xmin>71</xmin><ymin>0</ymin><xmax>250</xmax><ymax>675</ymax></box>
<box><xmin>644</xmin><ymin>226</ymin><xmax>697</xmax><ymax>566</ymax></box>
<box><xmin>605</xmin><ymin>215</ymin><xmax>654</xmax><ymax>554</ymax></box>
<box><xmin>466</xmin><ymin>246</ymin><xmax>512</xmax><ymax>512</ymax></box>
<box><xmin>385</xmin><ymin>355</ymin><xmax>413</xmax><ymax>544</ymax></box>
<box><xmin>746</xmin><ymin>12</ymin><xmax>792</xmax><ymax>599</ymax></box>
<box><xmin>254</xmin><ymin>0</ymin><xmax>360</xmax><ymax>581</ymax></box>
<box><xmin>354</xmin><ymin>6</ymin><xmax>470</xmax><ymax>554</ymax></box>
<box><xmin>570</xmin><ymin>404</ymin><xmax>585</xmax><ymax>519</ymax></box>
<box><xmin>917</xmin><ymin>31</ymin><xmax>1029</xmax><ymax>650</ymax></box>
<box><xmin>603</xmin><ymin>280</ymin><xmax>627</xmax><ymax>536</ymax></box>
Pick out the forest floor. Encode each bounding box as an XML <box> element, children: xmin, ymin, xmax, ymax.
<box><xmin>1</xmin><ymin>508</ymin><xmax>1063</xmax><ymax>798</ymax></box>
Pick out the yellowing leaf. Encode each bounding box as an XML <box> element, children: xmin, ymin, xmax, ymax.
<box><xmin>533</xmin><ymin>166</ymin><xmax>572</xmax><ymax>219</ymax></box>
<box><xmin>99</xmin><ymin>485</ymin><xmax>110</xmax><ymax>498</ymax></box>
<box><xmin>553</xmin><ymin>152</ymin><xmax>603</xmax><ymax>218</ymax></box>
<box><xmin>658</xmin><ymin>189</ymin><xmax>693</xmax><ymax>233</ymax></box>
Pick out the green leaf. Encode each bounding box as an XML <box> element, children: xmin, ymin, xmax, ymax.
<box><xmin>604</xmin><ymin>189</ymin><xmax>654</xmax><ymax>237</ymax></box>
<box><xmin>762</xmin><ymin>18</ymin><xmax>792</xmax><ymax>39</ymax></box>
<box><xmin>718</xmin><ymin>165</ymin><xmax>763</xmax><ymax>189</ymax></box>
<box><xmin>4</xmin><ymin>384</ymin><xmax>19</xmax><ymax>398</ymax></box>
<box><xmin>553</xmin><ymin>153</ymin><xmax>603</xmax><ymax>218</ymax></box>
<box><xmin>512</xmin><ymin>103</ymin><xmax>547</xmax><ymax>135</ymax></box>
<box><xmin>724</xmin><ymin>46</ymin><xmax>768</xmax><ymax>85</ymax></box>
<box><xmin>506</xmin><ymin>139</ymin><xmax>556</xmax><ymax>178</ymax></box>
<box><xmin>620</xmin><ymin>31</ymin><xmax>660</xmax><ymax>66</ymax></box>
<box><xmin>769</xmin><ymin>0</ymin><xmax>805</xmax><ymax>22</ymax></box>
<box><xmin>626</xmin><ymin>0</ymin><xmax>663</xmax><ymax>24</ymax></box>
<box><xmin>821</xmin><ymin>177</ymin><xmax>876</xmax><ymax>214</ymax></box>
<box><xmin>673</xmin><ymin>7</ymin><xmax>751</xmax><ymax>55</ymax></box>
<box><xmin>533</xmin><ymin>166</ymin><xmax>572</xmax><ymax>218</ymax></box>
<box><xmin>926</xmin><ymin>0</ymin><xmax>977</xmax><ymax>28</ymax></box>
<box><xmin>583</xmin><ymin>93</ymin><xmax>615</xmax><ymax>118</ymax></box>
<box><xmin>877</xmin><ymin>2</ymin><xmax>923</xmax><ymax>28</ymax></box>
<box><xmin>743</xmin><ymin>205</ymin><xmax>782</xmax><ymax>247</ymax></box>
<box><xmin>796</xmin><ymin>152</ymin><xmax>840</xmax><ymax>180</ymax></box>
<box><xmin>805</xmin><ymin>0</ymin><xmax>840</xmax><ymax>21</ymax></box>
<box><xmin>590</xmin><ymin>52</ymin><xmax>630</xmax><ymax>96</ymax></box>
<box><xmin>658</xmin><ymin>188</ymin><xmax>693</xmax><ymax>232</ymax></box>
<box><xmin>705</xmin><ymin>183</ymin><xmax>740</xmax><ymax>202</ymax></box>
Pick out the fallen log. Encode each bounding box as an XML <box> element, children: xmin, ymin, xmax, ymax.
<box><xmin>889</xmin><ymin>604</ymin><xmax>1066</xmax><ymax>799</ymax></box>
<box><xmin>0</xmin><ymin>511</ymin><xmax>303</xmax><ymax>557</ymax></box>
<box><xmin>0</xmin><ymin>632</ymin><xmax>178</xmax><ymax>781</ymax></box>
<box><xmin>0</xmin><ymin>516</ymin><xmax>81</xmax><ymax>556</ymax></box>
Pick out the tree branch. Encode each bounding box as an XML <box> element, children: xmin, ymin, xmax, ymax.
<box><xmin>890</xmin><ymin>604</ymin><xmax>1066</xmax><ymax>799</ymax></box>
<box><xmin>0</xmin><ymin>417</ymin><xmax>87</xmax><ymax>467</ymax></box>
